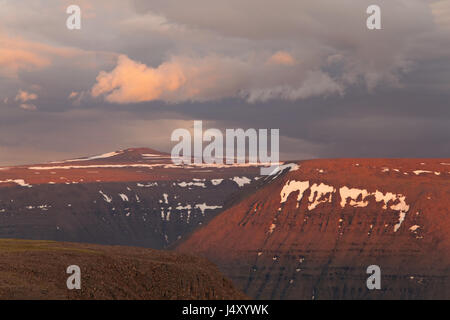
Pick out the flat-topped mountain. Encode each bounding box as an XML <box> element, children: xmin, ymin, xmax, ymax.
<box><xmin>177</xmin><ymin>158</ymin><xmax>450</xmax><ymax>299</ymax></box>
<box><xmin>0</xmin><ymin>148</ymin><xmax>264</xmax><ymax>248</ymax></box>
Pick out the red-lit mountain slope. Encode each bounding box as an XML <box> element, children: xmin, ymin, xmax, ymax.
<box><xmin>177</xmin><ymin>158</ymin><xmax>450</xmax><ymax>299</ymax></box>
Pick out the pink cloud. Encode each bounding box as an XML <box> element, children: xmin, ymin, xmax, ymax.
<box><xmin>91</xmin><ymin>55</ymin><xmax>187</xmax><ymax>103</ymax></box>
<box><xmin>15</xmin><ymin>90</ymin><xmax>38</xmax><ymax>103</ymax></box>
<box><xmin>91</xmin><ymin>54</ymin><xmax>344</xmax><ymax>104</ymax></box>
<box><xmin>267</xmin><ymin>51</ymin><xmax>296</xmax><ymax>66</ymax></box>
<box><xmin>19</xmin><ymin>103</ymin><xmax>37</xmax><ymax>111</ymax></box>
<box><xmin>0</xmin><ymin>33</ymin><xmax>97</xmax><ymax>78</ymax></box>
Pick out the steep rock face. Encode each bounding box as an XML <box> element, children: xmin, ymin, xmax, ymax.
<box><xmin>177</xmin><ymin>159</ymin><xmax>450</xmax><ymax>299</ymax></box>
<box><xmin>0</xmin><ymin>239</ymin><xmax>246</xmax><ymax>300</ymax></box>
<box><xmin>0</xmin><ymin>148</ymin><xmax>262</xmax><ymax>248</ymax></box>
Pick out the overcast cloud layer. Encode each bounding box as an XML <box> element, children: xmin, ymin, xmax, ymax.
<box><xmin>0</xmin><ymin>0</ymin><xmax>449</xmax><ymax>165</ymax></box>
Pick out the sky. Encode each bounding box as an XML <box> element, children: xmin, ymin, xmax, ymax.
<box><xmin>0</xmin><ymin>0</ymin><xmax>449</xmax><ymax>165</ymax></box>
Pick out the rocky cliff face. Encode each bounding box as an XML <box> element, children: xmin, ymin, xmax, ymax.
<box><xmin>177</xmin><ymin>159</ymin><xmax>450</xmax><ymax>299</ymax></box>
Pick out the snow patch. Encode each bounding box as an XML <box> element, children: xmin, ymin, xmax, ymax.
<box><xmin>137</xmin><ymin>182</ymin><xmax>158</xmax><ymax>187</ymax></box>
<box><xmin>211</xmin><ymin>179</ymin><xmax>224</xmax><ymax>186</ymax></box>
<box><xmin>195</xmin><ymin>203</ymin><xmax>223</xmax><ymax>215</ymax></box>
<box><xmin>280</xmin><ymin>180</ymin><xmax>310</xmax><ymax>208</ymax></box>
<box><xmin>231</xmin><ymin>176</ymin><xmax>251</xmax><ymax>187</ymax></box>
<box><xmin>99</xmin><ymin>190</ymin><xmax>112</xmax><ymax>203</ymax></box>
<box><xmin>177</xmin><ymin>181</ymin><xmax>206</xmax><ymax>188</ymax></box>
<box><xmin>0</xmin><ymin>179</ymin><xmax>32</xmax><ymax>188</ymax></box>
<box><xmin>268</xmin><ymin>223</ymin><xmax>276</xmax><ymax>234</ymax></box>
<box><xmin>278</xmin><ymin>181</ymin><xmax>410</xmax><ymax>232</ymax></box>
<box><xmin>413</xmin><ymin>170</ymin><xmax>433</xmax><ymax>175</ymax></box>
<box><xmin>308</xmin><ymin>183</ymin><xmax>335</xmax><ymax>210</ymax></box>
<box><xmin>340</xmin><ymin>187</ymin><xmax>370</xmax><ymax>208</ymax></box>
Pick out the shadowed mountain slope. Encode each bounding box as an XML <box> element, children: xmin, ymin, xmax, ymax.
<box><xmin>0</xmin><ymin>148</ymin><xmax>263</xmax><ymax>248</ymax></box>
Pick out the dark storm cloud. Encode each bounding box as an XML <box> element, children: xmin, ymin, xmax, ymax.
<box><xmin>0</xmin><ymin>0</ymin><xmax>449</xmax><ymax>165</ymax></box>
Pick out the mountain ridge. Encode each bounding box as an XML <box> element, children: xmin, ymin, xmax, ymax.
<box><xmin>0</xmin><ymin>147</ymin><xmax>265</xmax><ymax>249</ymax></box>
